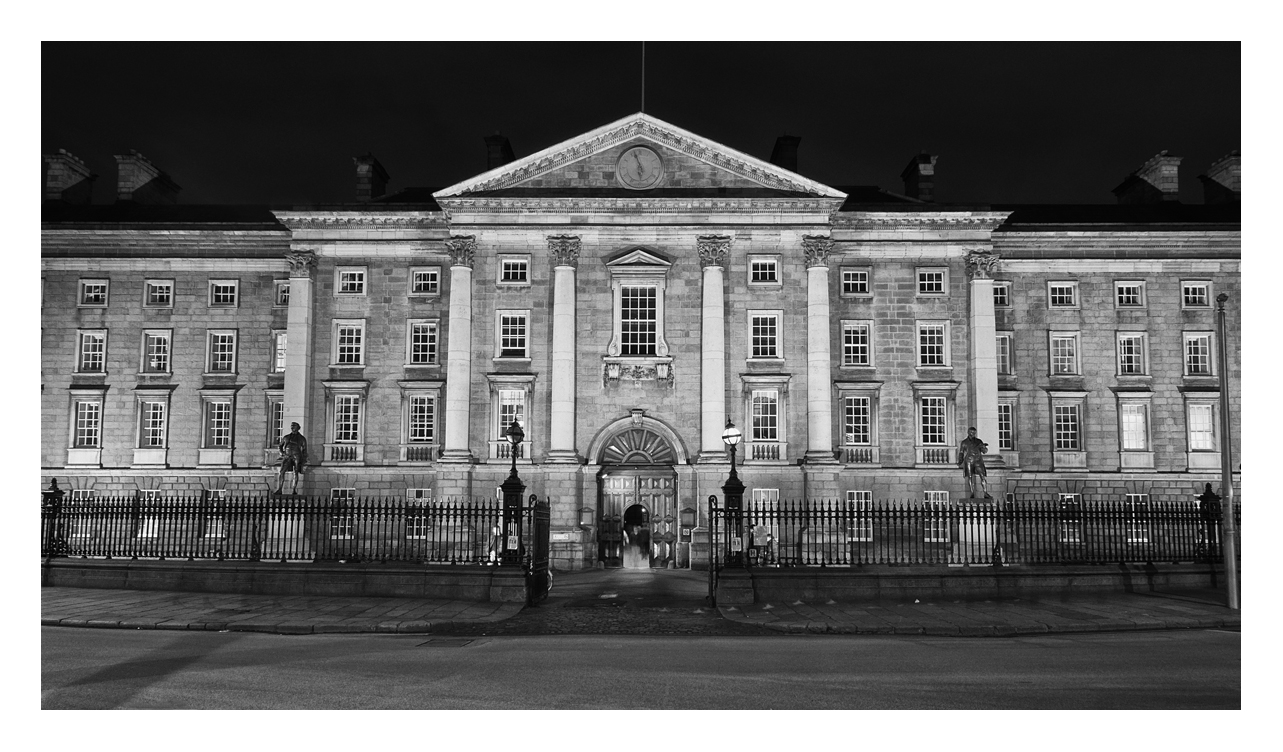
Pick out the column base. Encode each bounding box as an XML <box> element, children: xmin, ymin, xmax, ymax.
<box><xmin>697</xmin><ymin>451</ymin><xmax>731</xmax><ymax>464</ymax></box>
<box><xmin>438</xmin><ymin>450</ymin><xmax>477</xmax><ymax>464</ymax></box>
<box><xmin>803</xmin><ymin>450</ymin><xmax>841</xmax><ymax>465</ymax></box>
<box><xmin>544</xmin><ymin>450</ymin><xmax>582</xmax><ymax>464</ymax></box>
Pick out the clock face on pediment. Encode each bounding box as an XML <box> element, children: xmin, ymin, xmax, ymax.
<box><xmin>616</xmin><ymin>146</ymin><xmax>663</xmax><ymax>190</ymax></box>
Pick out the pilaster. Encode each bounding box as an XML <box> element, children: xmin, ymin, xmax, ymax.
<box><xmin>698</xmin><ymin>235</ymin><xmax>732</xmax><ymax>462</ymax></box>
<box><xmin>283</xmin><ymin>249</ymin><xmax>316</xmax><ymax>435</ymax></box>
<box><xmin>966</xmin><ymin>250</ymin><xmax>1003</xmax><ymax>468</ymax></box>
<box><xmin>803</xmin><ymin>235</ymin><xmax>839</xmax><ymax>464</ymax></box>
<box><xmin>440</xmin><ymin>236</ymin><xmax>477</xmax><ymax>464</ymax></box>
<box><xmin>547</xmin><ymin>235</ymin><xmax>581</xmax><ymax>463</ymax></box>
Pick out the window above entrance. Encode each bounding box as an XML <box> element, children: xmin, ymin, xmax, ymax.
<box><xmin>603</xmin><ymin>248</ymin><xmax>674</xmax><ymax>388</ymax></box>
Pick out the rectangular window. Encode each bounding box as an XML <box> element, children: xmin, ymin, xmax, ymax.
<box><xmin>841</xmin><ymin>267</ymin><xmax>870</xmax><ymax>296</ymax></box>
<box><xmin>842</xmin><ymin>321</ymin><xmax>871</xmax><ymax>366</ymax></box>
<box><xmin>411</xmin><ymin>267</ymin><xmax>441</xmax><ymax>296</ymax></box>
<box><xmin>334</xmin><ymin>321</ymin><xmax>365</xmax><ymax>365</ymax></box>
<box><xmin>333</xmin><ymin>395</ymin><xmax>362</xmax><ymax>443</ymax></box>
<box><xmin>144</xmin><ymin>280</ymin><xmax>173</xmax><ymax>308</ymax></box>
<box><xmin>498</xmin><ymin>389</ymin><xmax>525</xmax><ymax>438</ymax></box>
<box><xmin>1184</xmin><ymin>333</ymin><xmax>1213</xmax><ymax>375</ymax></box>
<box><xmin>750</xmin><ymin>313</ymin><xmax>779</xmax><ymax>359</ymax></box>
<box><xmin>269</xmin><ymin>399</ymin><xmax>285</xmax><ymax>448</ymax></box>
<box><xmin>917</xmin><ymin>322</ymin><xmax>948</xmax><ymax>367</ymax></box>
<box><xmin>1117</xmin><ymin>333</ymin><xmax>1147</xmax><ymax>375</ymax></box>
<box><xmin>997</xmin><ymin>402</ymin><xmax>1015</xmax><ymax>451</ymax></box>
<box><xmin>77</xmin><ymin>330</ymin><xmax>106</xmax><ymax>373</ymax></box>
<box><xmin>274</xmin><ymin>280</ymin><xmax>290</xmax><ymax>307</ymax></box>
<box><xmin>749</xmin><ymin>257</ymin><xmax>779</xmax><ymax>285</ymax></box>
<box><xmin>1125</xmin><ymin>494</ymin><xmax>1150</xmax><ymax>543</ymax></box>
<box><xmin>406</xmin><ymin>490</ymin><xmax>433</xmax><ymax>540</ymax></box>
<box><xmin>993</xmin><ymin>281</ymin><xmax>1011</xmax><ymax>308</ymax></box>
<box><xmin>1048</xmin><ymin>281</ymin><xmax>1079</xmax><ymax>308</ymax></box>
<box><xmin>204</xmin><ymin>400</ymin><xmax>232</xmax><ymax>448</ymax></box>
<box><xmin>917</xmin><ymin>268</ymin><xmax>946</xmax><ymax>295</ymax></box>
<box><xmin>1188</xmin><ymin>403</ymin><xmax>1216</xmax><ymax>451</ymax></box>
<box><xmin>207</xmin><ymin>331</ymin><xmax>237</xmax><ymax>373</ymax></box>
<box><xmin>847</xmin><ymin>490</ymin><xmax>873</xmax><ymax>542</ymax></box>
<box><xmin>919</xmin><ymin>396</ymin><xmax>947</xmax><ymax>446</ymax></box>
<box><xmin>407</xmin><ymin>321</ymin><xmax>439</xmax><ymax>365</ymax></box>
<box><xmin>924</xmin><ymin>491</ymin><xmax>950</xmax><ymax>542</ymax></box>
<box><xmin>1182</xmin><ymin>281</ymin><xmax>1211</xmax><ymax>308</ymax></box>
<box><xmin>272</xmin><ymin>331</ymin><xmax>288</xmax><ymax>373</ymax></box>
<box><xmin>499</xmin><ymin>258</ymin><xmax>529</xmax><ymax>284</ymax></box>
<box><xmin>1053</xmin><ymin>403</ymin><xmax>1081</xmax><ymax>450</ymax></box>
<box><xmin>751</xmin><ymin>390</ymin><xmax>779</xmax><ymax>442</ymax></box>
<box><xmin>142</xmin><ymin>331</ymin><xmax>170</xmax><ymax>373</ymax></box>
<box><xmin>336</xmin><ymin>267</ymin><xmax>366</xmax><ymax>295</ymax></box>
<box><xmin>620</xmin><ymin>286</ymin><xmax>657</xmax><ymax>356</ymax></box>
<box><xmin>330</xmin><ymin>489</ymin><xmax>355</xmax><ymax>540</ymax></box>
<box><xmin>79</xmin><ymin>279</ymin><xmax>108</xmax><ymax>306</ymax></box>
<box><xmin>1115</xmin><ymin>281</ymin><xmax>1146</xmax><ymax>308</ymax></box>
<box><xmin>498</xmin><ymin>312</ymin><xmax>528</xmax><ymax>358</ymax></box>
<box><xmin>1050</xmin><ymin>332</ymin><xmax>1080</xmax><ymax>376</ymax></box>
<box><xmin>138</xmin><ymin>400</ymin><xmax>167</xmax><ymax>448</ymax></box>
<box><xmin>995</xmin><ymin>333</ymin><xmax>1013</xmax><ymax>375</ymax></box>
<box><xmin>209</xmin><ymin>280</ymin><xmax>239</xmax><ymax>307</ymax></box>
<box><xmin>73</xmin><ymin>399</ymin><xmax>102</xmax><ymax>448</ymax></box>
<box><xmin>408</xmin><ymin>394</ymin><xmax>436</xmax><ymax>443</ymax></box>
<box><xmin>1120</xmin><ymin>403</ymin><xmax>1149</xmax><ymax>451</ymax></box>
<box><xmin>203</xmin><ymin>489</ymin><xmax>227</xmax><ymax>539</ymax></box>
<box><xmin>1059</xmin><ymin>493</ymin><xmax>1083</xmax><ymax>543</ymax></box>
<box><xmin>844</xmin><ymin>396</ymin><xmax>871</xmax><ymax>445</ymax></box>
<box><xmin>750</xmin><ymin>488</ymin><xmax>780</xmax><ymax>543</ymax></box>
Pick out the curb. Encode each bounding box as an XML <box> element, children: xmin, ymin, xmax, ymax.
<box><xmin>753</xmin><ymin>616</ymin><xmax>1240</xmax><ymax>635</ymax></box>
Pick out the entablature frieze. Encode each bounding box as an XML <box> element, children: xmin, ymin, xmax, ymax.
<box><xmin>832</xmin><ymin>211</ymin><xmax>1012</xmax><ymax>231</ymax></box>
<box><xmin>435</xmin><ymin>196</ymin><xmax>845</xmax><ymax>219</ymax></box>
<box><xmin>272</xmin><ymin>211</ymin><xmax>447</xmax><ymax>230</ymax></box>
<box><xmin>41</xmin><ymin>257</ymin><xmax>287</xmax><ymax>273</ymax></box>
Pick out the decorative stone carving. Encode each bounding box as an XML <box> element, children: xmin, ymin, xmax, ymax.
<box><xmin>802</xmin><ymin>235</ymin><xmax>834</xmax><ymax>267</ymax></box>
<box><xmin>547</xmin><ymin>235</ymin><xmax>581</xmax><ymax>267</ymax></box>
<box><xmin>602</xmin><ymin>358</ymin><xmax>675</xmax><ymax>388</ymax></box>
<box><xmin>965</xmin><ymin>249</ymin><xmax>1001</xmax><ymax>279</ymax></box>
<box><xmin>444</xmin><ymin>235</ymin><xmax>477</xmax><ymax>268</ymax></box>
<box><xmin>285</xmin><ymin>249</ymin><xmax>318</xmax><ymax>278</ymax></box>
<box><xmin>697</xmin><ymin>235</ymin><xmax>732</xmax><ymax>267</ymax></box>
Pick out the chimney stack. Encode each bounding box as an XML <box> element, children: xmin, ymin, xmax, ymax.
<box><xmin>484</xmin><ymin>134</ymin><xmax>515</xmax><ymax>170</ymax></box>
<box><xmin>114</xmin><ymin>150</ymin><xmax>181</xmax><ymax>205</ymax></box>
<box><xmin>769</xmin><ymin>135</ymin><xmax>801</xmax><ymax>173</ymax></box>
<box><xmin>44</xmin><ymin>149</ymin><xmax>97</xmax><ymax>204</ymax></box>
<box><xmin>1112</xmin><ymin>150</ymin><xmax>1182</xmax><ymax>204</ymax></box>
<box><xmin>354</xmin><ymin>154</ymin><xmax>390</xmax><ymax>201</ymax></box>
<box><xmin>1198</xmin><ymin>151</ymin><xmax>1240</xmax><ymax>205</ymax></box>
<box><xmin>900</xmin><ymin>152</ymin><xmax>938</xmax><ymax>202</ymax></box>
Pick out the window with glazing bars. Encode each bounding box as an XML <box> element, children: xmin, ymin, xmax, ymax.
<box><xmin>335</xmin><ymin>324</ymin><xmax>363</xmax><ymax>365</ymax></box>
<box><xmin>1121</xmin><ymin>403</ymin><xmax>1149</xmax><ymax>450</ymax></box>
<box><xmin>844</xmin><ymin>396</ymin><xmax>870</xmax><ymax>445</ymax></box>
<box><xmin>409</xmin><ymin>322</ymin><xmax>438</xmax><ymax>364</ymax></box>
<box><xmin>139</xmin><ymin>401</ymin><xmax>166</xmax><ymax>447</ymax></box>
<box><xmin>847</xmin><ymin>490</ymin><xmax>873</xmax><ymax>541</ymax></box>
<box><xmin>411</xmin><ymin>268</ymin><xmax>439</xmax><ymax>295</ymax></box>
<box><xmin>1117</xmin><ymin>334</ymin><xmax>1146</xmax><ymax>375</ymax></box>
<box><xmin>333</xmin><ymin>395</ymin><xmax>361</xmax><ymax>443</ymax></box>
<box><xmin>204</xmin><ymin>400</ymin><xmax>232</xmax><ymax>448</ymax></box>
<box><xmin>841</xmin><ymin>268</ymin><xmax>869</xmax><ymax>295</ymax></box>
<box><xmin>917</xmin><ymin>269</ymin><xmax>945</xmax><ymax>295</ymax></box>
<box><xmin>750</xmin><ymin>259</ymin><xmax>778</xmax><ymax>283</ymax></box>
<box><xmin>620</xmin><ymin>286</ymin><xmax>657</xmax><ymax>355</ymax></box>
<box><xmin>924</xmin><ymin>491</ymin><xmax>950</xmax><ymax>542</ymax></box>
<box><xmin>1188</xmin><ymin>404</ymin><xmax>1215</xmax><ymax>450</ymax></box>
<box><xmin>203</xmin><ymin>489</ymin><xmax>227</xmax><ymax>538</ymax></box>
<box><xmin>80</xmin><ymin>280</ymin><xmax>108</xmax><ymax>306</ymax></box>
<box><xmin>145</xmin><ymin>280</ymin><xmax>172</xmax><ymax>307</ymax></box>
<box><xmin>272</xmin><ymin>331</ymin><xmax>287</xmax><ymax>372</ymax></box>
<box><xmin>269</xmin><ymin>400</ymin><xmax>284</xmax><ymax>447</ymax></box>
<box><xmin>1115</xmin><ymin>282</ymin><xmax>1144</xmax><ymax>307</ymax></box>
<box><xmin>208</xmin><ymin>332</ymin><xmax>236</xmax><ymax>372</ymax></box>
<box><xmin>1183</xmin><ymin>282</ymin><xmax>1210</xmax><ymax>308</ymax></box>
<box><xmin>1053</xmin><ymin>403</ymin><xmax>1080</xmax><ymax>450</ymax></box>
<box><xmin>209</xmin><ymin>281</ymin><xmax>238</xmax><ymax>306</ymax></box>
<box><xmin>843</xmin><ymin>322</ymin><xmax>870</xmax><ymax>366</ymax></box>
<box><xmin>143</xmin><ymin>332</ymin><xmax>169</xmax><ymax>373</ymax></box>
<box><xmin>1059</xmin><ymin>493</ymin><xmax>1083</xmax><ymax>543</ymax></box>
<box><xmin>751</xmin><ymin>314</ymin><xmax>778</xmax><ymax>358</ymax></box>
<box><xmin>920</xmin><ymin>396</ymin><xmax>946</xmax><ymax>445</ymax></box>
<box><xmin>1125</xmin><ymin>494</ymin><xmax>1150</xmax><ymax>543</ymax></box>
<box><xmin>751</xmin><ymin>390</ymin><xmax>779</xmax><ymax>442</ymax></box>
<box><xmin>337</xmin><ymin>269</ymin><xmax>365</xmax><ymax>294</ymax></box>
<box><xmin>274</xmin><ymin>281</ymin><xmax>290</xmax><ymax>306</ymax></box>
<box><xmin>498</xmin><ymin>314</ymin><xmax>526</xmax><ymax>357</ymax></box>
<box><xmin>408</xmin><ymin>395</ymin><xmax>435</xmax><ymax>443</ymax></box>
<box><xmin>993</xmin><ymin>282</ymin><xmax>1011</xmax><ymax>308</ymax></box>
<box><xmin>1048</xmin><ymin>283</ymin><xmax>1078</xmax><ymax>307</ymax></box>
<box><xmin>996</xmin><ymin>334</ymin><xmax>1012</xmax><ymax>375</ymax></box>
<box><xmin>1185</xmin><ymin>334</ymin><xmax>1212</xmax><ymax>375</ymax></box>
<box><xmin>78</xmin><ymin>331</ymin><xmax>105</xmax><ymax>372</ymax></box>
<box><xmin>1051</xmin><ymin>334</ymin><xmax>1078</xmax><ymax>375</ymax></box>
<box><xmin>74</xmin><ymin>400</ymin><xmax>101</xmax><ymax>447</ymax></box>
<box><xmin>406</xmin><ymin>489</ymin><xmax>433</xmax><ymax>539</ymax></box>
<box><xmin>330</xmin><ymin>488</ymin><xmax>355</xmax><ymax>539</ymax></box>
<box><xmin>750</xmin><ymin>488</ymin><xmax>780</xmax><ymax>541</ymax></box>
<box><xmin>500</xmin><ymin>259</ymin><xmax>528</xmax><ymax>283</ymax></box>
<box><xmin>997</xmin><ymin>402</ymin><xmax>1014</xmax><ymax>450</ymax></box>
<box><xmin>918</xmin><ymin>323</ymin><xmax>946</xmax><ymax>366</ymax></box>
<box><xmin>498</xmin><ymin>390</ymin><xmax>525</xmax><ymax>442</ymax></box>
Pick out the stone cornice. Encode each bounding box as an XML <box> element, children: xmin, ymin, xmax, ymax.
<box><xmin>436</xmin><ymin>196</ymin><xmax>846</xmax><ymax>216</ymax></box>
<box><xmin>434</xmin><ymin>112</ymin><xmax>847</xmax><ymax>199</ymax></box>
<box><xmin>272</xmin><ymin>211</ymin><xmax>446</xmax><ymax>230</ymax></box>
<box><xmin>833</xmin><ymin>211</ymin><xmax>1012</xmax><ymax>230</ymax></box>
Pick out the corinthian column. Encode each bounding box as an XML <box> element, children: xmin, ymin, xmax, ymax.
<box><xmin>547</xmin><ymin>235</ymin><xmax>581</xmax><ymax>463</ymax></box>
<box><xmin>697</xmin><ymin>235</ymin><xmax>732</xmax><ymax>462</ymax></box>
<box><xmin>803</xmin><ymin>235</ymin><xmax>838</xmax><ymax>464</ymax></box>
<box><xmin>966</xmin><ymin>249</ymin><xmax>1003</xmax><ymax>467</ymax></box>
<box><xmin>440</xmin><ymin>236</ymin><xmax>477</xmax><ymax>463</ymax></box>
<box><xmin>283</xmin><ymin>249</ymin><xmax>317</xmax><ymax>434</ymax></box>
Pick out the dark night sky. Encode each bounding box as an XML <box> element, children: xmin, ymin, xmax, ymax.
<box><xmin>42</xmin><ymin>41</ymin><xmax>1239</xmax><ymax>206</ymax></box>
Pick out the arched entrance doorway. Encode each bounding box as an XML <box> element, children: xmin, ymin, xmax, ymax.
<box><xmin>598</xmin><ymin>425</ymin><xmax>678</xmax><ymax>569</ymax></box>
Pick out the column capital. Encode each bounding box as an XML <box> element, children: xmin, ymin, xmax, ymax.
<box><xmin>547</xmin><ymin>235</ymin><xmax>581</xmax><ymax>268</ymax></box>
<box><xmin>965</xmin><ymin>249</ymin><xmax>1001</xmax><ymax>279</ymax></box>
<box><xmin>285</xmin><ymin>249</ymin><xmax>318</xmax><ymax>278</ymax></box>
<box><xmin>444</xmin><ymin>235</ymin><xmax>477</xmax><ymax>267</ymax></box>
<box><xmin>697</xmin><ymin>235</ymin><xmax>732</xmax><ymax>268</ymax></box>
<box><xmin>802</xmin><ymin>235</ymin><xmax>834</xmax><ymax>267</ymax></box>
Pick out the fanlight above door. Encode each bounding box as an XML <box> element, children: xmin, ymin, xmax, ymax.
<box><xmin>601</xmin><ymin>428</ymin><xmax>675</xmax><ymax>466</ymax></box>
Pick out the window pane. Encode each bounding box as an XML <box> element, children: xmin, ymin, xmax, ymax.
<box><xmin>1054</xmin><ymin>404</ymin><xmax>1080</xmax><ymax>450</ymax></box>
<box><xmin>209</xmin><ymin>333</ymin><xmax>235</xmax><ymax>372</ymax></box>
<box><xmin>273</xmin><ymin>332</ymin><xmax>288</xmax><ymax>372</ymax></box>
<box><xmin>336</xmin><ymin>325</ymin><xmax>363</xmax><ymax>364</ymax></box>
<box><xmin>620</xmin><ymin>286</ymin><xmax>657</xmax><ymax>356</ymax></box>
<box><xmin>844</xmin><ymin>396</ymin><xmax>870</xmax><ymax>445</ymax></box>
<box><xmin>1051</xmin><ymin>336</ymin><xmax>1077</xmax><ymax>375</ymax></box>
<box><xmin>144</xmin><ymin>333</ymin><xmax>169</xmax><ymax>373</ymax></box>
<box><xmin>993</xmin><ymin>283</ymin><xmax>1010</xmax><ymax>307</ymax></box>
<box><xmin>920</xmin><ymin>397</ymin><xmax>946</xmax><ymax>445</ymax></box>
<box><xmin>409</xmin><ymin>395</ymin><xmax>435</xmax><ymax>442</ymax></box>
<box><xmin>751</xmin><ymin>315</ymin><xmax>778</xmax><ymax>358</ymax></box>
<box><xmin>499</xmin><ymin>314</ymin><xmax>526</xmax><ymax>357</ymax></box>
<box><xmin>210</xmin><ymin>283</ymin><xmax>237</xmax><ymax>305</ymax></box>
<box><xmin>996</xmin><ymin>335</ymin><xmax>1011</xmax><ymax>375</ymax></box>
<box><xmin>918</xmin><ymin>270</ymin><xmax>944</xmax><ymax>294</ymax></box>
<box><xmin>1118</xmin><ymin>335</ymin><xmax>1144</xmax><ymax>374</ymax></box>
<box><xmin>997</xmin><ymin>403</ymin><xmax>1014</xmax><ymax>450</ymax></box>
<box><xmin>333</xmin><ymin>395</ymin><xmax>361</xmax><ymax>443</ymax></box>
<box><xmin>79</xmin><ymin>332</ymin><xmax>105</xmax><ymax>372</ymax></box>
<box><xmin>140</xmin><ymin>401</ymin><xmax>166</xmax><ymax>447</ymax></box>
<box><xmin>1121</xmin><ymin>403</ymin><xmax>1148</xmax><ymax>450</ymax></box>
<box><xmin>750</xmin><ymin>260</ymin><xmax>777</xmax><ymax>283</ymax></box>
<box><xmin>410</xmin><ymin>322</ymin><xmax>437</xmax><ymax>364</ymax></box>
<box><xmin>498</xmin><ymin>389</ymin><xmax>525</xmax><ymax>435</ymax></box>
<box><xmin>918</xmin><ymin>324</ymin><xmax>945</xmax><ymax>366</ymax></box>
<box><xmin>751</xmin><ymin>390</ymin><xmax>778</xmax><ymax>441</ymax></box>
<box><xmin>1185</xmin><ymin>335</ymin><xmax>1211</xmax><ymax>374</ymax></box>
<box><xmin>842</xmin><ymin>269</ymin><xmax>869</xmax><ymax>295</ymax></box>
<box><xmin>501</xmin><ymin>260</ymin><xmax>528</xmax><ymax>282</ymax></box>
<box><xmin>270</xmin><ymin>401</ymin><xmax>284</xmax><ymax>446</ymax></box>
<box><xmin>412</xmin><ymin>269</ymin><xmax>439</xmax><ymax>294</ymax></box>
<box><xmin>75</xmin><ymin>401</ymin><xmax>101</xmax><ymax>447</ymax></box>
<box><xmin>1049</xmin><ymin>284</ymin><xmax>1076</xmax><ymax>307</ymax></box>
<box><xmin>1189</xmin><ymin>404</ymin><xmax>1215</xmax><ymax>450</ymax></box>
<box><xmin>843</xmin><ymin>323</ymin><xmax>870</xmax><ymax>366</ymax></box>
<box><xmin>205</xmin><ymin>401</ymin><xmax>232</xmax><ymax>447</ymax></box>
<box><xmin>146</xmin><ymin>282</ymin><xmax>172</xmax><ymax>306</ymax></box>
<box><xmin>338</xmin><ymin>270</ymin><xmax>365</xmax><ymax>294</ymax></box>
<box><xmin>1183</xmin><ymin>283</ymin><xmax>1208</xmax><ymax>307</ymax></box>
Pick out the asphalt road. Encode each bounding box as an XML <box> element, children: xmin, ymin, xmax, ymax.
<box><xmin>41</xmin><ymin>626</ymin><xmax>1239</xmax><ymax>709</ymax></box>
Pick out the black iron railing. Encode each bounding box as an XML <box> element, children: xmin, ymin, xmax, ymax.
<box><xmin>709</xmin><ymin>497</ymin><xmax>1242</xmax><ymax>570</ymax></box>
<box><xmin>40</xmin><ymin>493</ymin><xmax>549</xmax><ymax>567</ymax></box>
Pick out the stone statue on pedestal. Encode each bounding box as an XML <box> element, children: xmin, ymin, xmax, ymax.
<box><xmin>276</xmin><ymin>422</ymin><xmax>307</xmax><ymax>495</ymax></box>
<box><xmin>958</xmin><ymin>426</ymin><xmax>990</xmax><ymax>499</ymax></box>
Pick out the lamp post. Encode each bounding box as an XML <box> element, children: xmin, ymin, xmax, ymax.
<box><xmin>721</xmin><ymin>418</ymin><xmax>745</xmax><ymax>567</ymax></box>
<box><xmin>499</xmin><ymin>419</ymin><xmax>526</xmax><ymax>567</ymax></box>
<box><xmin>1215</xmin><ymin>294</ymin><xmax>1239</xmax><ymax>609</ymax></box>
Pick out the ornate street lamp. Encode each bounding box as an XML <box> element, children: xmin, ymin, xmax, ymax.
<box><xmin>721</xmin><ymin>418</ymin><xmax>746</xmax><ymax>566</ymax></box>
<box><xmin>499</xmin><ymin>419</ymin><xmax>526</xmax><ymax>566</ymax></box>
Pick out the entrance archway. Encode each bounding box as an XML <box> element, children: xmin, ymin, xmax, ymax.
<box><xmin>596</xmin><ymin>422</ymin><xmax>680</xmax><ymax>569</ymax></box>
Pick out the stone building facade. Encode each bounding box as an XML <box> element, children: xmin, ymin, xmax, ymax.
<box><xmin>40</xmin><ymin>115</ymin><xmax>1241</xmax><ymax>570</ymax></box>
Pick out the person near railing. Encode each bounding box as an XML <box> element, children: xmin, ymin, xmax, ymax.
<box><xmin>957</xmin><ymin>427</ymin><xmax>990</xmax><ymax>499</ymax></box>
<box><xmin>276</xmin><ymin>423</ymin><xmax>308</xmax><ymax>495</ymax></box>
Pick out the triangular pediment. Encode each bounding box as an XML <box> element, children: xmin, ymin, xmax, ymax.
<box><xmin>605</xmin><ymin>247</ymin><xmax>672</xmax><ymax>268</ymax></box>
<box><xmin>434</xmin><ymin>113</ymin><xmax>845</xmax><ymax>200</ymax></box>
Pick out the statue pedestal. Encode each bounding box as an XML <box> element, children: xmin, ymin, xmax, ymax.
<box><xmin>260</xmin><ymin>513</ymin><xmax>314</xmax><ymax>561</ymax></box>
<box><xmin>956</xmin><ymin>495</ymin><xmax>1003</xmax><ymax>566</ymax></box>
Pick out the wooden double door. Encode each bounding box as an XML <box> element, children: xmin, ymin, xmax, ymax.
<box><xmin>600</xmin><ymin>469</ymin><xmax>677</xmax><ymax>569</ymax></box>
